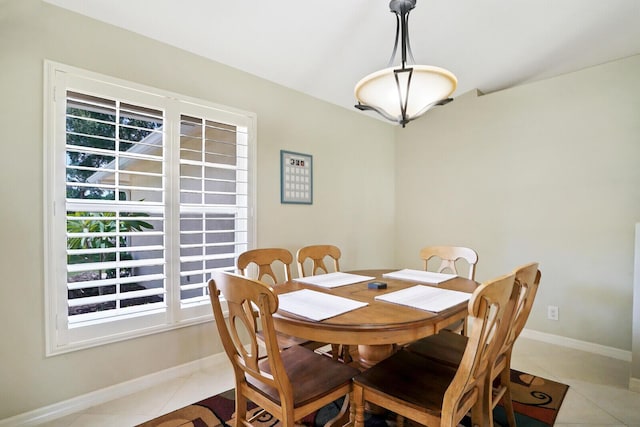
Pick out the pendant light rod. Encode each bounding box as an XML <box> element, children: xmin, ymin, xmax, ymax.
<box><xmin>389</xmin><ymin>0</ymin><xmax>414</xmax><ymax>69</ymax></box>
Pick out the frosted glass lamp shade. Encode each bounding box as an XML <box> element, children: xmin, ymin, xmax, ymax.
<box><xmin>355</xmin><ymin>65</ymin><xmax>457</xmax><ymax>122</ymax></box>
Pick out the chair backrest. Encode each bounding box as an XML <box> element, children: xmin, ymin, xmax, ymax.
<box><xmin>208</xmin><ymin>271</ymin><xmax>293</xmax><ymax>399</ymax></box>
<box><xmin>237</xmin><ymin>248</ymin><xmax>293</xmax><ymax>285</ymax></box>
<box><xmin>491</xmin><ymin>263</ymin><xmax>540</xmax><ymax>361</ymax></box>
<box><xmin>419</xmin><ymin>245</ymin><xmax>479</xmax><ymax>280</ymax></box>
<box><xmin>442</xmin><ymin>271</ymin><xmax>519</xmax><ymax>425</ymax></box>
<box><xmin>296</xmin><ymin>244</ymin><xmax>341</xmax><ymax>277</ymax></box>
<box><xmin>508</xmin><ymin>262</ymin><xmax>541</xmax><ymax>346</ymax></box>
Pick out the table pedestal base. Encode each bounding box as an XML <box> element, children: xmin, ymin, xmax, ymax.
<box><xmin>357</xmin><ymin>344</ymin><xmax>394</xmax><ymax>369</ymax></box>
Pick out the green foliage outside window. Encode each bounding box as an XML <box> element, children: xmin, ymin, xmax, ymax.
<box><xmin>67</xmin><ymin>211</ymin><xmax>153</xmax><ymax>262</ymax></box>
<box><xmin>66</xmin><ymin>211</ymin><xmax>155</xmax><ymax>314</ymax></box>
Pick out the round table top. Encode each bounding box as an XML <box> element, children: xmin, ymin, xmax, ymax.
<box><xmin>272</xmin><ymin>269</ymin><xmax>478</xmax><ymax>346</ymax></box>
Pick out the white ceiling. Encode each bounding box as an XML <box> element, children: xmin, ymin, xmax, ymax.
<box><xmin>44</xmin><ymin>0</ymin><xmax>640</xmax><ymax>119</ymax></box>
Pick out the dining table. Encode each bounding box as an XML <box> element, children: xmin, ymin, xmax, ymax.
<box><xmin>271</xmin><ymin>269</ymin><xmax>478</xmax><ymax>369</ymax></box>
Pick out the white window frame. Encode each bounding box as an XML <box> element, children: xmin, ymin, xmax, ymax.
<box><xmin>43</xmin><ymin>61</ymin><xmax>256</xmax><ymax>356</ymax></box>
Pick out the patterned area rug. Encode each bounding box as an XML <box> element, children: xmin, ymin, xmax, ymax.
<box><xmin>138</xmin><ymin>369</ymin><xmax>568</xmax><ymax>427</ymax></box>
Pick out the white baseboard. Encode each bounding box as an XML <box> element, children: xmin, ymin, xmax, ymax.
<box><xmin>520</xmin><ymin>328</ymin><xmax>632</xmax><ymax>362</ymax></box>
<box><xmin>0</xmin><ymin>352</ymin><xmax>229</xmax><ymax>427</ymax></box>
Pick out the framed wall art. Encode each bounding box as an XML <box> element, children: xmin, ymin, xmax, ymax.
<box><xmin>280</xmin><ymin>150</ymin><xmax>312</xmax><ymax>204</ymax></box>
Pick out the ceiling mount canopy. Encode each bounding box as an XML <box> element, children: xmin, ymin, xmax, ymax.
<box><xmin>354</xmin><ymin>0</ymin><xmax>457</xmax><ymax>127</ymax></box>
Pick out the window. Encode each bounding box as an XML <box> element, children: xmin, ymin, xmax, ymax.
<box><xmin>44</xmin><ymin>61</ymin><xmax>256</xmax><ymax>355</ymax></box>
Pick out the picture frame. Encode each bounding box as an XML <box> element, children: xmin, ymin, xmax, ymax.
<box><xmin>280</xmin><ymin>150</ymin><xmax>313</xmax><ymax>204</ymax></box>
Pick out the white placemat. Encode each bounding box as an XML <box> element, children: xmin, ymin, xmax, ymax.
<box><xmin>293</xmin><ymin>271</ymin><xmax>375</xmax><ymax>288</ymax></box>
<box><xmin>374</xmin><ymin>284</ymin><xmax>470</xmax><ymax>313</ymax></box>
<box><xmin>382</xmin><ymin>268</ymin><xmax>456</xmax><ymax>284</ymax></box>
<box><xmin>278</xmin><ymin>289</ymin><xmax>368</xmax><ymax>321</ymax></box>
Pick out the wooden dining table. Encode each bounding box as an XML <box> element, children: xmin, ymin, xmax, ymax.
<box><xmin>271</xmin><ymin>269</ymin><xmax>478</xmax><ymax>368</ymax></box>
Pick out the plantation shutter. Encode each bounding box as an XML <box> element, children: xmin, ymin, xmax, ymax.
<box><xmin>65</xmin><ymin>91</ymin><xmax>166</xmax><ymax>325</ymax></box>
<box><xmin>178</xmin><ymin>115</ymin><xmax>249</xmax><ymax>307</ymax></box>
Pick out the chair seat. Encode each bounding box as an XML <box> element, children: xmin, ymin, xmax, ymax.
<box><xmin>405</xmin><ymin>329</ymin><xmax>466</xmax><ymax>367</ymax></box>
<box><xmin>353</xmin><ymin>349</ymin><xmax>460</xmax><ymax>416</ymax></box>
<box><xmin>256</xmin><ymin>330</ymin><xmax>310</xmax><ymax>349</ymax></box>
<box><xmin>249</xmin><ymin>345</ymin><xmax>359</xmax><ymax>407</ymax></box>
<box><xmin>407</xmin><ymin>329</ymin><xmax>508</xmax><ymax>374</ymax></box>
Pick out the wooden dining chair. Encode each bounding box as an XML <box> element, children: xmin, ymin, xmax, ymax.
<box><xmin>419</xmin><ymin>245</ymin><xmax>479</xmax><ymax>334</ymax></box>
<box><xmin>238</xmin><ymin>247</ymin><xmax>294</xmax><ymax>285</ymax></box>
<box><xmin>405</xmin><ymin>262</ymin><xmax>541</xmax><ymax>427</ymax></box>
<box><xmin>352</xmin><ymin>271</ymin><xmax>519</xmax><ymax>427</ymax></box>
<box><xmin>296</xmin><ymin>244</ymin><xmax>341</xmax><ymax>277</ymax></box>
<box><xmin>420</xmin><ymin>245</ymin><xmax>479</xmax><ymax>280</ymax></box>
<box><xmin>237</xmin><ymin>248</ymin><xmax>310</xmax><ymax>350</ymax></box>
<box><xmin>296</xmin><ymin>244</ymin><xmax>351</xmax><ymax>363</ymax></box>
<box><xmin>208</xmin><ymin>271</ymin><xmax>359</xmax><ymax>427</ymax></box>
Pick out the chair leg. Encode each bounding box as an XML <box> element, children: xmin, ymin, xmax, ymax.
<box><xmin>470</xmin><ymin>379</ymin><xmax>491</xmax><ymax>427</ymax></box>
<box><xmin>484</xmin><ymin>373</ymin><xmax>495</xmax><ymax>427</ymax></box>
<box><xmin>330</xmin><ymin>344</ymin><xmax>353</xmax><ymax>363</ymax></box>
<box><xmin>331</xmin><ymin>344</ymin><xmax>340</xmax><ymax>361</ymax></box>
<box><xmin>349</xmin><ymin>392</ymin><xmax>356</xmax><ymax>426</ymax></box>
<box><xmin>501</xmin><ymin>359</ymin><xmax>517</xmax><ymax>427</ymax></box>
<box><xmin>281</xmin><ymin>406</ymin><xmax>296</xmax><ymax>427</ymax></box>
<box><xmin>342</xmin><ymin>345</ymin><xmax>353</xmax><ymax>364</ymax></box>
<box><xmin>353</xmin><ymin>385</ymin><xmax>365</xmax><ymax>427</ymax></box>
<box><xmin>234</xmin><ymin>392</ymin><xmax>248</xmax><ymax>426</ymax></box>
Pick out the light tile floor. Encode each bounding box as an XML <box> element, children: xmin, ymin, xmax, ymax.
<box><xmin>36</xmin><ymin>337</ymin><xmax>640</xmax><ymax>426</ymax></box>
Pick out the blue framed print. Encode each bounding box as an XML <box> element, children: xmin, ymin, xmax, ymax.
<box><xmin>280</xmin><ymin>150</ymin><xmax>313</xmax><ymax>204</ymax></box>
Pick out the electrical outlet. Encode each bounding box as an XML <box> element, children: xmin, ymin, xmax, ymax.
<box><xmin>547</xmin><ymin>305</ymin><xmax>559</xmax><ymax>321</ymax></box>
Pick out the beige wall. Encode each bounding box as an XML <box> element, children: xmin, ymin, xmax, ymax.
<box><xmin>394</xmin><ymin>55</ymin><xmax>640</xmax><ymax>351</ymax></box>
<box><xmin>0</xmin><ymin>0</ymin><xmax>394</xmax><ymax>418</ymax></box>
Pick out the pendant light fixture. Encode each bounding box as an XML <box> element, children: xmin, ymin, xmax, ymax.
<box><xmin>354</xmin><ymin>0</ymin><xmax>457</xmax><ymax>127</ymax></box>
